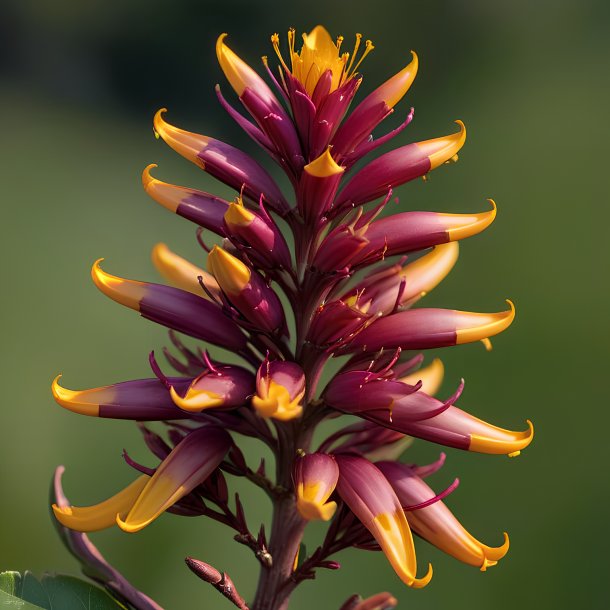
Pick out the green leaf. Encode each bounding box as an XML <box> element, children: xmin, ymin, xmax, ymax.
<box><xmin>0</xmin><ymin>572</ymin><xmax>127</xmax><ymax>610</ymax></box>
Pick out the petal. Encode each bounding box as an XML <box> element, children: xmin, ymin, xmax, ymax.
<box><xmin>153</xmin><ymin>109</ymin><xmax>288</xmax><ymax>214</ymax></box>
<box><xmin>294</xmin><ymin>453</ymin><xmax>339</xmax><ymax>521</ymax></box>
<box><xmin>52</xmin><ymin>475</ymin><xmax>149</xmax><ymax>532</ymax></box>
<box><xmin>92</xmin><ymin>259</ymin><xmax>247</xmax><ymax>351</ymax></box>
<box><xmin>336</xmin><ymin>121</ymin><xmax>466</xmax><ymax>209</ymax></box>
<box><xmin>344</xmin><ymin>301</ymin><xmax>515</xmax><ymax>352</ymax></box>
<box><xmin>52</xmin><ymin>375</ymin><xmax>190</xmax><ymax>420</ymax></box>
<box><xmin>378</xmin><ymin>461</ymin><xmax>510</xmax><ymax>569</ymax></box>
<box><xmin>142</xmin><ymin>164</ymin><xmax>228</xmax><ymax>234</ymax></box>
<box><xmin>117</xmin><ymin>426</ymin><xmax>231</xmax><ymax>532</ymax></box>
<box><xmin>151</xmin><ymin>243</ymin><xmax>219</xmax><ymax>299</ymax></box>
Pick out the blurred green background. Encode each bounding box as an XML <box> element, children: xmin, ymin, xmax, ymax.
<box><xmin>1</xmin><ymin>0</ymin><xmax>607</xmax><ymax>608</ymax></box>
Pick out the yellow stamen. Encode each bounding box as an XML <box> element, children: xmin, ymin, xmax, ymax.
<box><xmin>445</xmin><ymin>200</ymin><xmax>497</xmax><ymax>241</ymax></box>
<box><xmin>52</xmin><ymin>476</ymin><xmax>149</xmax><ymax>532</ymax></box>
<box><xmin>169</xmin><ymin>385</ymin><xmax>223</xmax><ymax>412</ymax></box>
<box><xmin>455</xmin><ymin>300</ymin><xmax>515</xmax><ymax>344</ymax></box>
<box><xmin>151</xmin><ymin>243</ymin><xmax>219</xmax><ymax>298</ymax></box>
<box><xmin>304</xmin><ymin>147</ymin><xmax>345</xmax><ymax>178</ymax></box>
<box><xmin>207</xmin><ymin>246</ymin><xmax>251</xmax><ymax>296</ymax></box>
<box><xmin>51</xmin><ymin>375</ymin><xmax>101</xmax><ymax>417</ymax></box>
<box><xmin>399</xmin><ymin>358</ymin><xmax>445</xmax><ymax>396</ymax></box>
<box><xmin>481</xmin><ymin>337</ymin><xmax>493</xmax><ymax>351</ymax></box>
<box><xmin>91</xmin><ymin>259</ymin><xmax>146</xmax><ymax>310</ymax></box>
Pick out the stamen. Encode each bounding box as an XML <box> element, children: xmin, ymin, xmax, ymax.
<box><xmin>336</xmin><ymin>35</ymin><xmax>344</xmax><ymax>52</ymax></box>
<box><xmin>345</xmin><ymin>33</ymin><xmax>363</xmax><ymax>76</ymax></box>
<box><xmin>349</xmin><ymin>40</ymin><xmax>375</xmax><ymax>78</ymax></box>
<box><xmin>403</xmin><ymin>478</ymin><xmax>460</xmax><ymax>511</ymax></box>
<box><xmin>271</xmin><ymin>33</ymin><xmax>290</xmax><ymax>73</ymax></box>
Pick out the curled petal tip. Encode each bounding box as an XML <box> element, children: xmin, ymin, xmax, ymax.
<box><xmin>153</xmin><ymin>109</ymin><xmax>206</xmax><ymax>164</ymax></box>
<box><xmin>446</xmin><ymin>201</ymin><xmax>496</xmax><ymax>241</ymax></box>
<box><xmin>91</xmin><ymin>259</ymin><xmax>146</xmax><ymax>310</ymax></box>
<box><xmin>304</xmin><ymin>147</ymin><xmax>345</xmax><ymax>178</ymax></box>
<box><xmin>169</xmin><ymin>385</ymin><xmax>223</xmax><ymax>412</ymax></box>
<box><xmin>411</xmin><ymin>563</ymin><xmax>433</xmax><ymax>589</ymax></box>
<box><xmin>52</xmin><ymin>374</ymin><xmax>100</xmax><ymax>416</ymax></box>
<box><xmin>482</xmin><ymin>532</ymin><xmax>510</xmax><ymax>562</ymax></box>
<box><xmin>142</xmin><ymin>164</ymin><xmax>158</xmax><ymax>190</ymax></box>
<box><xmin>419</xmin><ymin>121</ymin><xmax>466</xmax><ymax>171</ymax></box>
<box><xmin>469</xmin><ymin>419</ymin><xmax>534</xmax><ymax>454</ymax></box>
<box><xmin>296</xmin><ymin>498</ymin><xmax>337</xmax><ymax>521</ymax></box>
<box><xmin>455</xmin><ymin>300</ymin><xmax>515</xmax><ymax>345</ymax></box>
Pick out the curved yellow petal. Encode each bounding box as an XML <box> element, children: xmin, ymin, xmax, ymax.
<box><xmin>151</xmin><ymin>243</ymin><xmax>219</xmax><ymax>298</ymax></box>
<box><xmin>304</xmin><ymin>148</ymin><xmax>345</xmax><ymax>178</ymax></box>
<box><xmin>297</xmin><ymin>497</ymin><xmax>337</xmax><ymax>521</ymax></box>
<box><xmin>418</xmin><ymin>120</ymin><xmax>466</xmax><ymax>170</ymax></box>
<box><xmin>91</xmin><ymin>259</ymin><xmax>146</xmax><ymax>310</ymax></box>
<box><xmin>225</xmin><ymin>200</ymin><xmax>255</xmax><ymax>227</ymax></box>
<box><xmin>375</xmin><ymin>51</ymin><xmax>418</xmax><ymax>109</ymax></box>
<box><xmin>169</xmin><ymin>385</ymin><xmax>223</xmax><ymax>412</ymax></box>
<box><xmin>446</xmin><ymin>200</ymin><xmax>497</xmax><ymax>241</ymax></box>
<box><xmin>52</xmin><ymin>475</ymin><xmax>149</xmax><ymax>532</ymax></box>
<box><xmin>51</xmin><ymin>375</ymin><xmax>101</xmax><ymax>417</ymax></box>
<box><xmin>455</xmin><ymin>300</ymin><xmax>515</xmax><ymax>344</ymax></box>
<box><xmin>207</xmin><ymin>246</ymin><xmax>251</xmax><ymax>296</ymax></box>
<box><xmin>469</xmin><ymin>419</ymin><xmax>534</xmax><ymax>455</ymax></box>
<box><xmin>153</xmin><ymin>108</ymin><xmax>208</xmax><ymax>166</ymax></box>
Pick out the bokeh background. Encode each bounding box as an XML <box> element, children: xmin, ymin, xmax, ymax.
<box><xmin>1</xmin><ymin>0</ymin><xmax>608</xmax><ymax>608</ymax></box>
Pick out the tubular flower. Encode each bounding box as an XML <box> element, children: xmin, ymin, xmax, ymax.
<box><xmin>52</xmin><ymin>24</ymin><xmax>532</xmax><ymax>609</ymax></box>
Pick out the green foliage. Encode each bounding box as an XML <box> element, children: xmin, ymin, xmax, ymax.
<box><xmin>0</xmin><ymin>571</ymin><xmax>127</xmax><ymax>610</ymax></box>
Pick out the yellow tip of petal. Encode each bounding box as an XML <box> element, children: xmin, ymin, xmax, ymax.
<box><xmin>153</xmin><ymin>108</ymin><xmax>208</xmax><ymax>165</ymax></box>
<box><xmin>91</xmin><ymin>259</ymin><xmax>146</xmax><ymax>310</ymax></box>
<box><xmin>296</xmin><ymin>498</ymin><xmax>337</xmax><ymax>521</ymax></box>
<box><xmin>304</xmin><ymin>148</ymin><xmax>345</xmax><ymax>178</ymax></box>
<box><xmin>51</xmin><ymin>375</ymin><xmax>100</xmax><ymax>416</ymax></box>
<box><xmin>399</xmin><ymin>358</ymin><xmax>444</xmax><ymax>396</ymax></box>
<box><xmin>225</xmin><ymin>201</ymin><xmax>256</xmax><ymax>226</ymax></box>
<box><xmin>151</xmin><ymin>242</ymin><xmax>218</xmax><ymax>297</ymax></box>
<box><xmin>410</xmin><ymin>563</ymin><xmax>433</xmax><ymax>589</ymax></box>
<box><xmin>481</xmin><ymin>532</ymin><xmax>510</xmax><ymax>562</ymax></box>
<box><xmin>425</xmin><ymin>120</ymin><xmax>467</xmax><ymax>170</ymax></box>
<box><xmin>142</xmin><ymin>164</ymin><xmax>181</xmax><ymax>214</ymax></box>
<box><xmin>169</xmin><ymin>385</ymin><xmax>223</xmax><ymax>412</ymax></box>
<box><xmin>446</xmin><ymin>199</ymin><xmax>497</xmax><ymax>241</ymax></box>
<box><xmin>207</xmin><ymin>246</ymin><xmax>250</xmax><ymax>295</ymax></box>
<box><xmin>52</xmin><ymin>475</ymin><xmax>149</xmax><ymax>532</ymax></box>
<box><xmin>469</xmin><ymin>419</ymin><xmax>534</xmax><ymax>455</ymax></box>
<box><xmin>455</xmin><ymin>299</ymin><xmax>515</xmax><ymax>345</ymax></box>
<box><xmin>382</xmin><ymin>50</ymin><xmax>419</xmax><ymax>109</ymax></box>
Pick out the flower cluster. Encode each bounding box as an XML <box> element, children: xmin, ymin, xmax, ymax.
<box><xmin>51</xmin><ymin>26</ymin><xmax>533</xmax><ymax>610</ymax></box>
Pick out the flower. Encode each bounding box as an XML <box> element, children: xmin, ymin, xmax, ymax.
<box><xmin>52</xmin><ymin>24</ymin><xmax>533</xmax><ymax>608</ymax></box>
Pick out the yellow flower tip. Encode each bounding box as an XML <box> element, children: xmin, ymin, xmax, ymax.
<box><xmin>252</xmin><ymin>382</ymin><xmax>304</xmax><ymax>421</ymax></box>
<box><xmin>115</xmin><ymin>513</ymin><xmax>147</xmax><ymax>534</ymax></box>
<box><xmin>51</xmin><ymin>375</ymin><xmax>100</xmax><ymax>417</ymax></box>
<box><xmin>52</xmin><ymin>476</ymin><xmax>149</xmax><ymax>532</ymax></box>
<box><xmin>480</xmin><ymin>558</ymin><xmax>498</xmax><ymax>572</ymax></box>
<box><xmin>381</xmin><ymin>50</ymin><xmax>419</xmax><ymax>109</ymax></box>
<box><xmin>482</xmin><ymin>532</ymin><xmax>510</xmax><ymax>562</ymax></box>
<box><xmin>296</xmin><ymin>497</ymin><xmax>337</xmax><ymax>521</ymax></box>
<box><xmin>216</xmin><ymin>33</ymin><xmax>246</xmax><ymax>97</ymax></box>
<box><xmin>91</xmin><ymin>259</ymin><xmax>146</xmax><ymax>311</ymax></box>
<box><xmin>153</xmin><ymin>108</ymin><xmax>208</xmax><ymax>165</ymax></box>
<box><xmin>225</xmin><ymin>200</ymin><xmax>256</xmax><ymax>227</ymax></box>
<box><xmin>423</xmin><ymin>120</ymin><xmax>467</xmax><ymax>170</ymax></box>
<box><xmin>469</xmin><ymin>419</ymin><xmax>534</xmax><ymax>455</ymax></box>
<box><xmin>455</xmin><ymin>299</ymin><xmax>516</xmax><ymax>345</ymax></box>
<box><xmin>169</xmin><ymin>385</ymin><xmax>223</xmax><ymax>412</ymax></box>
<box><xmin>141</xmin><ymin>163</ymin><xmax>158</xmax><ymax>190</ymax></box>
<box><xmin>410</xmin><ymin>563</ymin><xmax>433</xmax><ymax>589</ymax></box>
<box><xmin>207</xmin><ymin>246</ymin><xmax>251</xmax><ymax>295</ymax></box>
<box><xmin>151</xmin><ymin>242</ymin><xmax>218</xmax><ymax>297</ymax></box>
<box><xmin>446</xmin><ymin>200</ymin><xmax>497</xmax><ymax>241</ymax></box>
<box><xmin>304</xmin><ymin>147</ymin><xmax>345</xmax><ymax>178</ymax></box>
